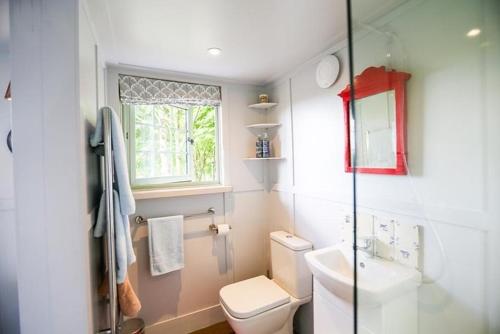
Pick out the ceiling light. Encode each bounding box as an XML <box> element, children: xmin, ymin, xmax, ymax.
<box><xmin>466</xmin><ymin>28</ymin><xmax>481</xmax><ymax>38</ymax></box>
<box><xmin>207</xmin><ymin>48</ymin><xmax>222</xmax><ymax>56</ymax></box>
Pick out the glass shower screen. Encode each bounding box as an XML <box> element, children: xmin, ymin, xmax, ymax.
<box><xmin>347</xmin><ymin>0</ymin><xmax>500</xmax><ymax>333</ymax></box>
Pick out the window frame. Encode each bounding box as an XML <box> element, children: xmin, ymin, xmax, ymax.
<box><xmin>123</xmin><ymin>103</ymin><xmax>221</xmax><ymax>190</ymax></box>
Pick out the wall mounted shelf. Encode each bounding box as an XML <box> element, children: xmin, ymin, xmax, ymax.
<box><xmin>245</xmin><ymin>123</ymin><xmax>281</xmax><ymax>129</ymax></box>
<box><xmin>248</xmin><ymin>102</ymin><xmax>278</xmax><ymax>110</ymax></box>
<box><xmin>245</xmin><ymin>99</ymin><xmax>282</xmax><ymax>164</ymax></box>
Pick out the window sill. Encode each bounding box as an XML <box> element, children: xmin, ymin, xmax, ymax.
<box><xmin>133</xmin><ymin>185</ymin><xmax>233</xmax><ymax>200</ymax></box>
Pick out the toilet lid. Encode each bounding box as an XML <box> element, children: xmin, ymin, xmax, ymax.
<box><xmin>220</xmin><ymin>276</ymin><xmax>290</xmax><ymax>319</ymax></box>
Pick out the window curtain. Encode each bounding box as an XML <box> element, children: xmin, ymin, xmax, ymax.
<box><xmin>119</xmin><ymin>74</ymin><xmax>221</xmax><ymax>106</ymax></box>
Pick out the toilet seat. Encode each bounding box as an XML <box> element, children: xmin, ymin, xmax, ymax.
<box><xmin>220</xmin><ymin>276</ymin><xmax>291</xmax><ymax>319</ymax></box>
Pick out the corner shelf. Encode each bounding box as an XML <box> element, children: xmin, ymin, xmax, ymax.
<box><xmin>245</xmin><ymin>123</ymin><xmax>281</xmax><ymax>129</ymax></box>
<box><xmin>243</xmin><ymin>157</ymin><xmax>285</xmax><ymax>161</ymax></box>
<box><xmin>248</xmin><ymin>102</ymin><xmax>278</xmax><ymax>110</ymax></box>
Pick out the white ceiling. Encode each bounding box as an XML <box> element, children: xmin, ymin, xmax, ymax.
<box><xmin>87</xmin><ymin>0</ymin><xmax>405</xmax><ymax>85</ymax></box>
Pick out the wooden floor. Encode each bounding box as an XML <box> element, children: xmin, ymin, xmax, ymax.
<box><xmin>189</xmin><ymin>321</ymin><xmax>235</xmax><ymax>334</ymax></box>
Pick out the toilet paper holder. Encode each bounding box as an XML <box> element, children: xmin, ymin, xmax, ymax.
<box><xmin>209</xmin><ymin>223</ymin><xmax>232</xmax><ymax>234</ymax></box>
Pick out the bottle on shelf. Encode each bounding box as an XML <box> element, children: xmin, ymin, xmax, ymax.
<box><xmin>262</xmin><ymin>132</ymin><xmax>270</xmax><ymax>158</ymax></box>
<box><xmin>256</xmin><ymin>134</ymin><xmax>263</xmax><ymax>158</ymax></box>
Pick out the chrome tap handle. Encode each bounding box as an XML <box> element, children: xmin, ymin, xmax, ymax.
<box><xmin>355</xmin><ymin>236</ymin><xmax>376</xmax><ymax>257</ymax></box>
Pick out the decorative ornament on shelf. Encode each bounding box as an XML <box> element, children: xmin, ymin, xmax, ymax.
<box><xmin>259</xmin><ymin>94</ymin><xmax>269</xmax><ymax>103</ymax></box>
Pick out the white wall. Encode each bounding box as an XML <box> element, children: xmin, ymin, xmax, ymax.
<box><xmin>79</xmin><ymin>1</ymin><xmax>107</xmax><ymax>332</ymax></box>
<box><xmin>10</xmin><ymin>0</ymin><xmax>92</xmax><ymax>333</ymax></box>
<box><xmin>0</xmin><ymin>33</ymin><xmax>20</xmax><ymax>333</ymax></box>
<box><xmin>266</xmin><ymin>0</ymin><xmax>500</xmax><ymax>333</ymax></box>
<box><xmin>1</xmin><ymin>2</ymin><xmax>106</xmax><ymax>332</ymax></box>
<box><xmin>105</xmin><ymin>65</ymin><xmax>270</xmax><ymax>332</ymax></box>
<box><xmin>0</xmin><ymin>52</ymin><xmax>12</xmax><ymax>200</ymax></box>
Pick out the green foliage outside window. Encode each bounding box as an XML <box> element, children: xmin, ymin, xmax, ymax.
<box><xmin>128</xmin><ymin>103</ymin><xmax>218</xmax><ymax>187</ymax></box>
<box><xmin>191</xmin><ymin>105</ymin><xmax>217</xmax><ymax>182</ymax></box>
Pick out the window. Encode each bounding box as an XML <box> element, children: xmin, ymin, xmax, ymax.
<box><xmin>119</xmin><ymin>75</ymin><xmax>221</xmax><ymax>188</ymax></box>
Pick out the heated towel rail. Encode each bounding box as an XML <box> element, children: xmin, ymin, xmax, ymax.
<box><xmin>95</xmin><ymin>109</ymin><xmax>119</xmax><ymax>334</ymax></box>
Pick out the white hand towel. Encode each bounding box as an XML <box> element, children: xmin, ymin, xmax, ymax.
<box><xmin>148</xmin><ymin>215</ymin><xmax>185</xmax><ymax>276</ymax></box>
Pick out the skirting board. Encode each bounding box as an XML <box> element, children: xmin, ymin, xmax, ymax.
<box><xmin>145</xmin><ymin>304</ymin><xmax>226</xmax><ymax>334</ymax></box>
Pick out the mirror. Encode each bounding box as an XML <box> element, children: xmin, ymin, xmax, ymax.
<box><xmin>339</xmin><ymin>67</ymin><xmax>410</xmax><ymax>175</ymax></box>
<box><xmin>351</xmin><ymin>90</ymin><xmax>396</xmax><ymax>168</ymax></box>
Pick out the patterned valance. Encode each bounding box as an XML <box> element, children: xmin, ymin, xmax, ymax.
<box><xmin>119</xmin><ymin>74</ymin><xmax>221</xmax><ymax>106</ymax></box>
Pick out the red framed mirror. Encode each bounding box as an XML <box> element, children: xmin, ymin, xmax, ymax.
<box><xmin>338</xmin><ymin>66</ymin><xmax>410</xmax><ymax>175</ymax></box>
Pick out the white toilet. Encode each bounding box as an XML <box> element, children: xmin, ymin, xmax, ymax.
<box><xmin>219</xmin><ymin>231</ymin><xmax>313</xmax><ymax>334</ymax></box>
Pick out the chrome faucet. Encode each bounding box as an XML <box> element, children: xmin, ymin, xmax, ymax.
<box><xmin>355</xmin><ymin>236</ymin><xmax>376</xmax><ymax>258</ymax></box>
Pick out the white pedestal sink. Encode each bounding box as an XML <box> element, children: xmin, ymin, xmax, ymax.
<box><xmin>305</xmin><ymin>244</ymin><xmax>421</xmax><ymax>334</ymax></box>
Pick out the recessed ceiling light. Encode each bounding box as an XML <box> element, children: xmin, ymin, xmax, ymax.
<box><xmin>466</xmin><ymin>28</ymin><xmax>481</xmax><ymax>38</ymax></box>
<box><xmin>207</xmin><ymin>48</ymin><xmax>222</xmax><ymax>56</ymax></box>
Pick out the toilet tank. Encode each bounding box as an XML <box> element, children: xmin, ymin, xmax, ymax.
<box><xmin>270</xmin><ymin>231</ymin><xmax>313</xmax><ymax>299</ymax></box>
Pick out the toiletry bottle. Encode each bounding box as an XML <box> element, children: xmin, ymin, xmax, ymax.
<box><xmin>256</xmin><ymin>135</ymin><xmax>263</xmax><ymax>158</ymax></box>
<box><xmin>262</xmin><ymin>132</ymin><xmax>270</xmax><ymax>158</ymax></box>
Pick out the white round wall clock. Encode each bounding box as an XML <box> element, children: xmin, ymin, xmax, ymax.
<box><xmin>316</xmin><ymin>55</ymin><xmax>340</xmax><ymax>89</ymax></box>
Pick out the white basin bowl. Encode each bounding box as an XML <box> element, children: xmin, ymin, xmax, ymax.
<box><xmin>305</xmin><ymin>245</ymin><xmax>421</xmax><ymax>306</ymax></box>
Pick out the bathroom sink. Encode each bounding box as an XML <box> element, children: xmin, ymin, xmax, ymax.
<box><xmin>305</xmin><ymin>245</ymin><xmax>421</xmax><ymax>306</ymax></box>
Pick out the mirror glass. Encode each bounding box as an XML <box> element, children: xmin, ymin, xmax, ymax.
<box><xmin>350</xmin><ymin>90</ymin><xmax>396</xmax><ymax>168</ymax></box>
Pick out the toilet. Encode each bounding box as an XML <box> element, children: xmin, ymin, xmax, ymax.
<box><xmin>219</xmin><ymin>231</ymin><xmax>312</xmax><ymax>334</ymax></box>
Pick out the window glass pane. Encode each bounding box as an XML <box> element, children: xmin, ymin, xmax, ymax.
<box><xmin>191</xmin><ymin>105</ymin><xmax>217</xmax><ymax>182</ymax></box>
<box><xmin>126</xmin><ymin>102</ymin><xmax>218</xmax><ymax>187</ymax></box>
<box><xmin>156</xmin><ymin>126</ymin><xmax>169</xmax><ymax>152</ymax></box>
<box><xmin>135</xmin><ymin>105</ymin><xmax>153</xmax><ymax>125</ymax></box>
<box><xmin>165</xmin><ymin>153</ymin><xmax>187</xmax><ymax>177</ymax></box>
<box><xmin>135</xmin><ymin>151</ymin><xmax>153</xmax><ymax>179</ymax></box>
<box><xmin>135</xmin><ymin>124</ymin><xmax>153</xmax><ymax>152</ymax></box>
<box><xmin>135</xmin><ymin>151</ymin><xmax>151</xmax><ymax>179</ymax></box>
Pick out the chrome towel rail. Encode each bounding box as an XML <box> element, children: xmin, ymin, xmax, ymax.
<box><xmin>134</xmin><ymin>207</ymin><xmax>216</xmax><ymax>225</ymax></box>
<box><xmin>95</xmin><ymin>108</ymin><xmax>118</xmax><ymax>334</ymax></box>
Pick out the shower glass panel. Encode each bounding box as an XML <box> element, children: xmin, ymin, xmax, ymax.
<box><xmin>347</xmin><ymin>0</ymin><xmax>500</xmax><ymax>333</ymax></box>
